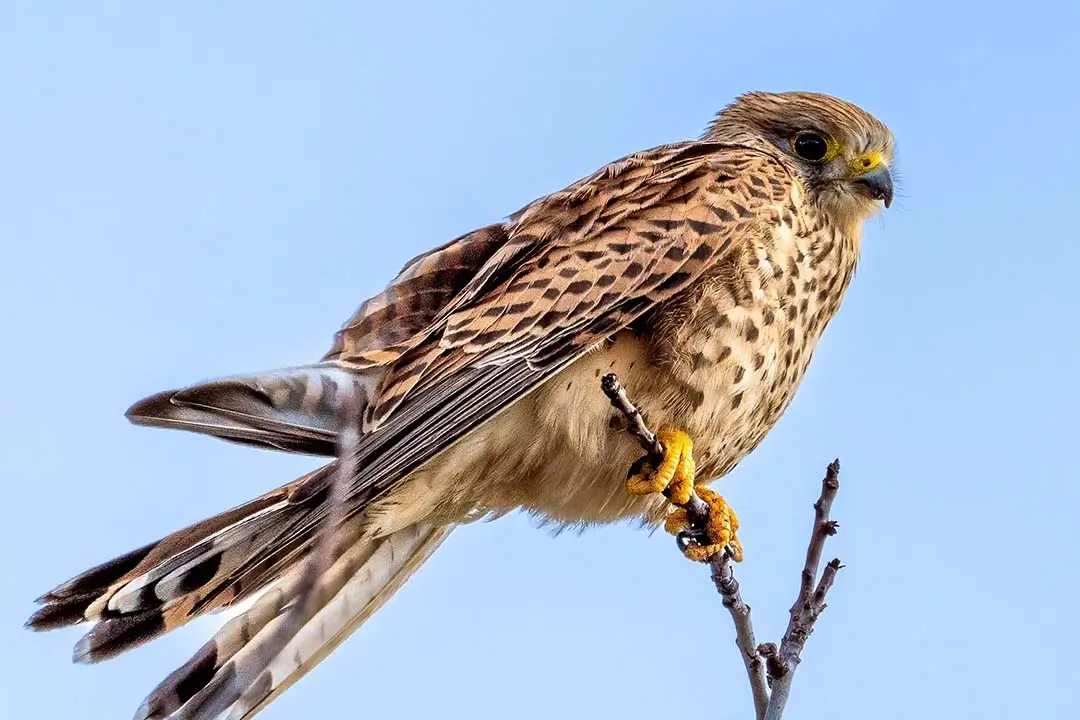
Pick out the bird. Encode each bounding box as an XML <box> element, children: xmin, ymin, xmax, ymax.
<box><xmin>27</xmin><ymin>90</ymin><xmax>894</xmax><ymax>720</ymax></box>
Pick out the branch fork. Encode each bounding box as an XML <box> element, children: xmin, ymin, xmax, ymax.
<box><xmin>601</xmin><ymin>373</ymin><xmax>844</xmax><ymax>720</ymax></box>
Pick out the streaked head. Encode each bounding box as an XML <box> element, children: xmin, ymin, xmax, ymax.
<box><xmin>708</xmin><ymin>91</ymin><xmax>895</xmax><ymax>223</ymax></box>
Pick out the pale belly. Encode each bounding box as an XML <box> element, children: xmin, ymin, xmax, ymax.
<box><xmin>363</xmin><ymin>324</ymin><xmax>793</xmax><ymax>536</ymax></box>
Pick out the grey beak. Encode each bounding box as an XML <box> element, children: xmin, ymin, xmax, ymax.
<box><xmin>853</xmin><ymin>165</ymin><xmax>894</xmax><ymax>208</ymax></box>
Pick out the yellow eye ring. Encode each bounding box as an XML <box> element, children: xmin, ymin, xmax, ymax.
<box><xmin>790</xmin><ymin>132</ymin><xmax>836</xmax><ymax>163</ymax></box>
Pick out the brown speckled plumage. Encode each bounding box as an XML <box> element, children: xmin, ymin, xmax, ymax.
<box><xmin>28</xmin><ymin>91</ymin><xmax>894</xmax><ymax>720</ymax></box>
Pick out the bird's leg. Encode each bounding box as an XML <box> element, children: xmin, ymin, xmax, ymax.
<box><xmin>625</xmin><ymin>428</ymin><xmax>743</xmax><ymax>562</ymax></box>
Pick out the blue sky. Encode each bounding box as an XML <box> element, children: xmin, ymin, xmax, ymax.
<box><xmin>3</xmin><ymin>2</ymin><xmax>1078</xmax><ymax>718</ymax></box>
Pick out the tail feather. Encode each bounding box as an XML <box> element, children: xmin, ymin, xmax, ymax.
<box><xmin>26</xmin><ymin>466</ymin><xmax>334</xmax><ymax>663</ymax></box>
<box><xmin>231</xmin><ymin>524</ymin><xmax>451</xmax><ymax>720</ymax></box>
<box><xmin>27</xmin><ymin>590</ymin><xmax>109</xmax><ymax>631</ymax></box>
<box><xmin>73</xmin><ymin>607</ymin><xmax>167</xmax><ymax>663</ymax></box>
<box><xmin>30</xmin><ymin>362</ymin><xmax>450</xmax><ymax>718</ymax></box>
<box><xmin>134</xmin><ymin>524</ymin><xmax>451</xmax><ymax>720</ymax></box>
<box><xmin>106</xmin><ymin>505</ymin><xmax>286</xmax><ymax>616</ymax></box>
<box><xmin>34</xmin><ymin>543</ymin><xmax>157</xmax><ymax>606</ymax></box>
<box><xmin>125</xmin><ymin>364</ymin><xmax>377</xmax><ymax>456</ymax></box>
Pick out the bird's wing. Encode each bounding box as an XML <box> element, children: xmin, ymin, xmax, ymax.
<box><xmin>323</xmin><ymin>223</ymin><xmax>510</xmax><ymax>367</ymax></box>
<box><xmin>336</xmin><ymin>142</ymin><xmax>785</xmax><ymax>498</ymax></box>
<box><xmin>126</xmin><ymin>143</ymin><xmax>785</xmax><ymax>472</ymax></box>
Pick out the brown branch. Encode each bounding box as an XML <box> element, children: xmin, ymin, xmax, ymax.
<box><xmin>711</xmin><ymin>555</ymin><xmax>770</xmax><ymax>719</ymax></box>
<box><xmin>600</xmin><ymin>374</ymin><xmax>713</xmax><ymax>542</ymax></box>
<box><xmin>600</xmin><ymin>373</ymin><xmax>663</xmax><ymax>456</ymax></box>
<box><xmin>601</xmin><ymin>374</ymin><xmax>844</xmax><ymax>720</ymax></box>
<box><xmin>764</xmin><ymin>462</ymin><xmax>842</xmax><ymax>720</ymax></box>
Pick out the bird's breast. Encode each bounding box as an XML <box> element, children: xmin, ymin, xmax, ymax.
<box><xmin>366</xmin><ymin>222</ymin><xmax>858</xmax><ymax>533</ymax></box>
<box><xmin>649</xmin><ymin>219</ymin><xmax>857</xmax><ymax>480</ymax></box>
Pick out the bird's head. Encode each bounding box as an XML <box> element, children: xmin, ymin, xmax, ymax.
<box><xmin>707</xmin><ymin>91</ymin><xmax>895</xmax><ymax>227</ymax></box>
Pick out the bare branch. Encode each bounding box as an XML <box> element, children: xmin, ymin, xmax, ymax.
<box><xmin>600</xmin><ymin>373</ymin><xmax>663</xmax><ymax>456</ymax></box>
<box><xmin>601</xmin><ymin>374</ymin><xmax>845</xmax><ymax>720</ymax></box>
<box><xmin>602</xmin><ymin>373</ymin><xmax>762</xmax><ymax>712</ymax></box>
<box><xmin>798</xmin><ymin>462</ymin><xmax>840</xmax><ymax>606</ymax></box>
<box><xmin>600</xmin><ymin>374</ymin><xmax>711</xmax><ymax>534</ymax></box>
<box><xmin>763</xmin><ymin>461</ymin><xmax>842</xmax><ymax>720</ymax></box>
<box><xmin>712</xmin><ymin>555</ymin><xmax>769</xmax><ymax>720</ymax></box>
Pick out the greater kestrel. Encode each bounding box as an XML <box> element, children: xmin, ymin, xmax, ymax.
<box><xmin>28</xmin><ymin>91</ymin><xmax>894</xmax><ymax>720</ymax></box>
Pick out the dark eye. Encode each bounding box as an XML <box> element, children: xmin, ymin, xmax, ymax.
<box><xmin>791</xmin><ymin>133</ymin><xmax>830</xmax><ymax>162</ymax></box>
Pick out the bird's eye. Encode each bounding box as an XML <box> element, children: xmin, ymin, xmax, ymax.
<box><xmin>791</xmin><ymin>133</ymin><xmax>831</xmax><ymax>162</ymax></box>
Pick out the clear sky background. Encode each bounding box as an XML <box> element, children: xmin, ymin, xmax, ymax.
<box><xmin>2</xmin><ymin>2</ymin><xmax>1078</xmax><ymax>719</ymax></box>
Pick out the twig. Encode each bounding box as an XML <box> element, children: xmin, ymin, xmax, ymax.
<box><xmin>601</xmin><ymin>374</ymin><xmax>844</xmax><ymax>720</ymax></box>
<box><xmin>712</xmin><ymin>554</ymin><xmax>770</xmax><ymax>719</ymax></box>
<box><xmin>600</xmin><ymin>374</ymin><xmax>712</xmax><ymax>543</ymax></box>
<box><xmin>763</xmin><ymin>462</ymin><xmax>841</xmax><ymax>720</ymax></box>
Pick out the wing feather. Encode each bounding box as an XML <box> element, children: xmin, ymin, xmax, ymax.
<box><xmin>311</xmin><ymin>142</ymin><xmax>785</xmax><ymax>521</ymax></box>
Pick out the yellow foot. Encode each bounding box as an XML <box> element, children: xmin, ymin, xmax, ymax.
<box><xmin>625</xmin><ymin>428</ymin><xmax>696</xmax><ymax>506</ymax></box>
<box><xmin>664</xmin><ymin>486</ymin><xmax>743</xmax><ymax>562</ymax></box>
<box><xmin>625</xmin><ymin>427</ymin><xmax>742</xmax><ymax>562</ymax></box>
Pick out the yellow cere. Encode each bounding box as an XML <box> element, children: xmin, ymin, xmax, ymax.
<box><xmin>855</xmin><ymin>150</ymin><xmax>883</xmax><ymax>174</ymax></box>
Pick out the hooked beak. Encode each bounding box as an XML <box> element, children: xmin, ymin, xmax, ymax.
<box><xmin>852</xmin><ymin>163</ymin><xmax>894</xmax><ymax>208</ymax></box>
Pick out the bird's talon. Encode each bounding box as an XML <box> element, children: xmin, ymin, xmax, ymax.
<box><xmin>663</xmin><ymin>506</ymin><xmax>688</xmax><ymax>535</ymax></box>
<box><xmin>626</xmin><ymin>460</ymin><xmax>661</xmax><ymax>495</ymax></box>
<box><xmin>675</xmin><ymin>528</ymin><xmax>710</xmax><ymax>554</ymax></box>
<box><xmin>625</xmin><ymin>428</ymin><xmax>695</xmax><ymax>505</ymax></box>
<box><xmin>667</xmin><ymin>486</ymin><xmax>743</xmax><ymax>562</ymax></box>
<box><xmin>623</xmin><ymin>427</ymin><xmax>742</xmax><ymax>562</ymax></box>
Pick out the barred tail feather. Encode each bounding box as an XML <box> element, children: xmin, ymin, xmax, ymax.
<box><xmin>135</xmin><ymin>524</ymin><xmax>452</xmax><ymax>720</ymax></box>
<box><xmin>26</xmin><ymin>466</ymin><xmax>335</xmax><ymax>662</ymax></box>
<box><xmin>124</xmin><ymin>364</ymin><xmax>379</xmax><ymax>456</ymax></box>
<box><xmin>232</xmin><ymin>524</ymin><xmax>451</xmax><ymax>720</ymax></box>
<box><xmin>28</xmin><ymin>351</ymin><xmax>450</xmax><ymax>719</ymax></box>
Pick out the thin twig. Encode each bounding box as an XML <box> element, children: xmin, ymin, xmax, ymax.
<box><xmin>600</xmin><ymin>374</ymin><xmax>711</xmax><ymax>531</ymax></box>
<box><xmin>600</xmin><ymin>373</ymin><xmax>663</xmax><ymax>456</ymax></box>
<box><xmin>602</xmin><ymin>373</ymin><xmax>763</xmax><ymax>712</ymax></box>
<box><xmin>763</xmin><ymin>461</ymin><xmax>842</xmax><ymax>720</ymax></box>
<box><xmin>601</xmin><ymin>374</ymin><xmax>845</xmax><ymax>720</ymax></box>
<box><xmin>712</xmin><ymin>555</ymin><xmax>770</xmax><ymax>720</ymax></box>
<box><xmin>797</xmin><ymin>462</ymin><xmax>840</xmax><ymax>610</ymax></box>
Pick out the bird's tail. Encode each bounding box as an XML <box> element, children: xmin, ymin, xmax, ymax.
<box><xmin>122</xmin><ymin>363</ymin><xmax>377</xmax><ymax>455</ymax></box>
<box><xmin>26</xmin><ymin>464</ymin><xmax>336</xmax><ymax>655</ymax></box>
<box><xmin>27</xmin><ymin>363</ymin><xmax>454</xmax><ymax>719</ymax></box>
<box><xmin>28</xmin><ymin>362</ymin><xmax>455</xmax><ymax>718</ymax></box>
<box><xmin>136</xmin><ymin>522</ymin><xmax>452</xmax><ymax>720</ymax></box>
<box><xmin>27</xmin><ymin>465</ymin><xmax>451</xmax><ymax>719</ymax></box>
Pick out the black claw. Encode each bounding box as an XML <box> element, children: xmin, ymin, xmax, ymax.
<box><xmin>626</xmin><ymin>455</ymin><xmax>652</xmax><ymax>480</ymax></box>
<box><xmin>676</xmin><ymin>527</ymin><xmax>711</xmax><ymax>552</ymax></box>
<box><xmin>676</xmin><ymin>532</ymin><xmax>693</xmax><ymax>554</ymax></box>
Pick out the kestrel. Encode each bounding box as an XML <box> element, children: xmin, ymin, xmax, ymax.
<box><xmin>28</xmin><ymin>91</ymin><xmax>894</xmax><ymax>720</ymax></box>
